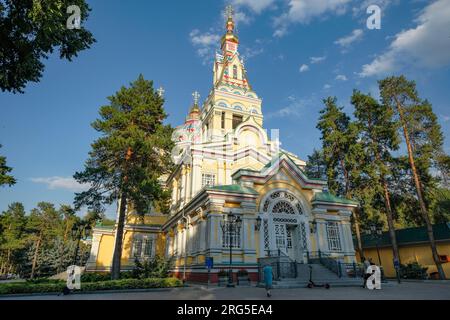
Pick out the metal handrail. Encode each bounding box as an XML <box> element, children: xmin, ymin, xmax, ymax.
<box><xmin>307</xmin><ymin>251</ymin><xmax>342</xmax><ymax>277</ymax></box>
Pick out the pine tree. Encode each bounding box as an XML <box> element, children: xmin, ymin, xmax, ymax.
<box><xmin>0</xmin><ymin>203</ymin><xmax>27</xmax><ymax>275</ymax></box>
<box><xmin>317</xmin><ymin>97</ymin><xmax>364</xmax><ymax>258</ymax></box>
<box><xmin>305</xmin><ymin>149</ymin><xmax>327</xmax><ymax>180</ymax></box>
<box><xmin>351</xmin><ymin>90</ymin><xmax>401</xmax><ymax>271</ymax></box>
<box><xmin>74</xmin><ymin>75</ymin><xmax>174</xmax><ymax>279</ymax></box>
<box><xmin>379</xmin><ymin>75</ymin><xmax>447</xmax><ymax>279</ymax></box>
<box><xmin>0</xmin><ymin>0</ymin><xmax>95</xmax><ymax>93</ymax></box>
<box><xmin>0</xmin><ymin>145</ymin><xmax>16</xmax><ymax>187</ymax></box>
<box><xmin>27</xmin><ymin>202</ymin><xmax>61</xmax><ymax>279</ymax></box>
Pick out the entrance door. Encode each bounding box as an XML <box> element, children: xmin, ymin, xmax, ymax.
<box><xmin>286</xmin><ymin>226</ymin><xmax>296</xmax><ymax>260</ymax></box>
<box><xmin>274</xmin><ymin>224</ymin><xmax>287</xmax><ymax>254</ymax></box>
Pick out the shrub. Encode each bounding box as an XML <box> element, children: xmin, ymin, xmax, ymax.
<box><xmin>0</xmin><ymin>277</ymin><xmax>183</xmax><ymax>295</ymax></box>
<box><xmin>400</xmin><ymin>262</ymin><xmax>428</xmax><ymax>279</ymax></box>
<box><xmin>132</xmin><ymin>255</ymin><xmax>173</xmax><ymax>279</ymax></box>
<box><xmin>237</xmin><ymin>270</ymin><xmax>248</xmax><ymax>277</ymax></box>
<box><xmin>80</xmin><ymin>272</ymin><xmax>111</xmax><ymax>283</ymax></box>
<box><xmin>218</xmin><ymin>270</ymin><xmax>228</xmax><ymax>277</ymax></box>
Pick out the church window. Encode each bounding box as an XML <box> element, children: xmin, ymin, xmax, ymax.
<box><xmin>202</xmin><ymin>173</ymin><xmax>215</xmax><ymax>187</ymax></box>
<box><xmin>251</xmin><ymin>109</ymin><xmax>258</xmax><ymax>114</ymax></box>
<box><xmin>233</xmin><ymin>65</ymin><xmax>238</xmax><ymax>79</ymax></box>
<box><xmin>132</xmin><ymin>238</ymin><xmax>143</xmax><ymax>258</ymax></box>
<box><xmin>221</xmin><ymin>112</ymin><xmax>225</xmax><ymax>129</ymax></box>
<box><xmin>274</xmin><ymin>224</ymin><xmax>286</xmax><ymax>250</ymax></box>
<box><xmin>218</xmin><ymin>102</ymin><xmax>228</xmax><ymax>108</ymax></box>
<box><xmin>263</xmin><ymin>219</ymin><xmax>270</xmax><ymax>250</ymax></box>
<box><xmin>300</xmin><ymin>222</ymin><xmax>308</xmax><ymax>250</ymax></box>
<box><xmin>272</xmin><ymin>201</ymin><xmax>295</xmax><ymax>215</ymax></box>
<box><xmin>232</xmin><ymin>114</ymin><xmax>243</xmax><ymax>129</ymax></box>
<box><xmin>286</xmin><ymin>228</ymin><xmax>293</xmax><ymax>249</ymax></box>
<box><xmin>296</xmin><ymin>203</ymin><xmax>303</xmax><ymax>215</ymax></box>
<box><xmin>270</xmin><ymin>192</ymin><xmax>281</xmax><ymax>200</ymax></box>
<box><xmin>143</xmin><ymin>238</ymin><xmax>154</xmax><ymax>258</ymax></box>
<box><xmin>222</xmin><ymin>223</ymin><xmax>241</xmax><ymax>249</ymax></box>
<box><xmin>263</xmin><ymin>199</ymin><xmax>270</xmax><ymax>212</ymax></box>
<box><xmin>233</xmin><ymin>105</ymin><xmax>243</xmax><ymax>111</ymax></box>
<box><xmin>326</xmin><ymin>222</ymin><xmax>342</xmax><ymax>252</ymax></box>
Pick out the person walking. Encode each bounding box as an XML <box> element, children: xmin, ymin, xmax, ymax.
<box><xmin>263</xmin><ymin>264</ymin><xmax>274</xmax><ymax>297</ymax></box>
<box><xmin>362</xmin><ymin>257</ymin><xmax>371</xmax><ymax>288</ymax></box>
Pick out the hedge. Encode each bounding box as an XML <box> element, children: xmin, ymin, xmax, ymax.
<box><xmin>0</xmin><ymin>277</ymin><xmax>183</xmax><ymax>295</ymax></box>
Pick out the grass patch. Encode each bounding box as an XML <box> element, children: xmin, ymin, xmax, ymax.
<box><xmin>0</xmin><ymin>277</ymin><xmax>182</xmax><ymax>295</ymax></box>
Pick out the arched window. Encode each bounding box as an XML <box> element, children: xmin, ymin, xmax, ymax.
<box><xmin>233</xmin><ymin>65</ymin><xmax>238</xmax><ymax>79</ymax></box>
<box><xmin>272</xmin><ymin>201</ymin><xmax>295</xmax><ymax>215</ymax></box>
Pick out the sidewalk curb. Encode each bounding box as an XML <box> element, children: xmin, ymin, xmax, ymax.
<box><xmin>0</xmin><ymin>286</ymin><xmax>189</xmax><ymax>299</ymax></box>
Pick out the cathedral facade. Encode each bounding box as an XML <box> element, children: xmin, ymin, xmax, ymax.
<box><xmin>86</xmin><ymin>9</ymin><xmax>359</xmax><ymax>283</ymax></box>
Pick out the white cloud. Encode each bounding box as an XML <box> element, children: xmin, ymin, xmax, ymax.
<box><xmin>267</xmin><ymin>96</ymin><xmax>307</xmax><ymax>118</ymax></box>
<box><xmin>232</xmin><ymin>0</ymin><xmax>276</xmax><ymax>14</ymax></box>
<box><xmin>323</xmin><ymin>84</ymin><xmax>332</xmax><ymax>90</ymax></box>
<box><xmin>189</xmin><ymin>29</ymin><xmax>220</xmax><ymax>64</ymax></box>
<box><xmin>442</xmin><ymin>115</ymin><xmax>450</xmax><ymax>123</ymax></box>
<box><xmin>359</xmin><ymin>0</ymin><xmax>450</xmax><ymax>77</ymax></box>
<box><xmin>310</xmin><ymin>56</ymin><xmax>326</xmax><ymax>64</ymax></box>
<box><xmin>334</xmin><ymin>29</ymin><xmax>364</xmax><ymax>47</ymax></box>
<box><xmin>336</xmin><ymin>74</ymin><xmax>348</xmax><ymax>81</ymax></box>
<box><xmin>299</xmin><ymin>64</ymin><xmax>309</xmax><ymax>72</ymax></box>
<box><xmin>31</xmin><ymin>177</ymin><xmax>90</xmax><ymax>192</ymax></box>
<box><xmin>274</xmin><ymin>0</ymin><xmax>351</xmax><ymax>37</ymax></box>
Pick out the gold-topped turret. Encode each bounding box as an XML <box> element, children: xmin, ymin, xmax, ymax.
<box><xmin>221</xmin><ymin>5</ymin><xmax>239</xmax><ymax>49</ymax></box>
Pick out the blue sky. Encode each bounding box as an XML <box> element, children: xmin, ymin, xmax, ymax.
<box><xmin>1</xmin><ymin>0</ymin><xmax>449</xmax><ymax>218</ymax></box>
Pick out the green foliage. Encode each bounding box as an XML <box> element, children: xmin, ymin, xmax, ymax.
<box><xmin>0</xmin><ymin>0</ymin><xmax>96</xmax><ymax>93</ymax></box>
<box><xmin>0</xmin><ymin>145</ymin><xmax>16</xmax><ymax>187</ymax></box>
<box><xmin>237</xmin><ymin>269</ymin><xmax>248</xmax><ymax>276</ymax></box>
<box><xmin>218</xmin><ymin>270</ymin><xmax>228</xmax><ymax>277</ymax></box>
<box><xmin>0</xmin><ymin>277</ymin><xmax>182</xmax><ymax>295</ymax></box>
<box><xmin>74</xmin><ymin>74</ymin><xmax>174</xmax><ymax>215</ymax></box>
<box><xmin>400</xmin><ymin>262</ymin><xmax>428</xmax><ymax>280</ymax></box>
<box><xmin>132</xmin><ymin>255</ymin><xmax>173</xmax><ymax>279</ymax></box>
<box><xmin>0</xmin><ymin>202</ymin><xmax>98</xmax><ymax>279</ymax></box>
<box><xmin>304</xmin><ymin>149</ymin><xmax>327</xmax><ymax>180</ymax></box>
<box><xmin>74</xmin><ymin>74</ymin><xmax>174</xmax><ymax>279</ymax></box>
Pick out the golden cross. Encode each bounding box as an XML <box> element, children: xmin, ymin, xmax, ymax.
<box><xmin>225</xmin><ymin>5</ymin><xmax>234</xmax><ymax>19</ymax></box>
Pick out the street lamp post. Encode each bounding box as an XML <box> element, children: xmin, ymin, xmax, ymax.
<box><xmin>71</xmin><ymin>221</ymin><xmax>92</xmax><ymax>266</ymax></box>
<box><xmin>367</xmin><ymin>224</ymin><xmax>383</xmax><ymax>266</ymax></box>
<box><xmin>220</xmin><ymin>213</ymin><xmax>242</xmax><ymax>288</ymax></box>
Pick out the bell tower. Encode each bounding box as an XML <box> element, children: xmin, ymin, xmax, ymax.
<box><xmin>203</xmin><ymin>5</ymin><xmax>263</xmax><ymax>142</ymax></box>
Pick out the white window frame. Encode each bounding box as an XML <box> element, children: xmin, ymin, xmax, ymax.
<box><xmin>326</xmin><ymin>222</ymin><xmax>342</xmax><ymax>252</ymax></box>
<box><xmin>202</xmin><ymin>173</ymin><xmax>216</xmax><ymax>188</ymax></box>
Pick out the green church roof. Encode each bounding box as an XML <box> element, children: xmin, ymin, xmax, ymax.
<box><xmin>359</xmin><ymin>223</ymin><xmax>450</xmax><ymax>248</ymax></box>
<box><xmin>312</xmin><ymin>192</ymin><xmax>359</xmax><ymax>206</ymax></box>
<box><xmin>206</xmin><ymin>184</ymin><xmax>259</xmax><ymax>195</ymax></box>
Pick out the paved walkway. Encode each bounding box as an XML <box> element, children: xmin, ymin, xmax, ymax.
<box><xmin>1</xmin><ymin>281</ymin><xmax>449</xmax><ymax>300</ymax></box>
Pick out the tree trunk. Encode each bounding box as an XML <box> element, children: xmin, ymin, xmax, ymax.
<box><xmin>339</xmin><ymin>157</ymin><xmax>363</xmax><ymax>261</ymax></box>
<box><xmin>30</xmin><ymin>235</ymin><xmax>42</xmax><ymax>279</ymax></box>
<box><xmin>382</xmin><ymin>178</ymin><xmax>401</xmax><ymax>265</ymax></box>
<box><xmin>57</xmin><ymin>219</ymin><xmax>71</xmax><ymax>273</ymax></box>
<box><xmin>353</xmin><ymin>211</ymin><xmax>364</xmax><ymax>261</ymax></box>
<box><xmin>111</xmin><ymin>195</ymin><xmax>127</xmax><ymax>280</ymax></box>
<box><xmin>396</xmin><ymin>99</ymin><xmax>446</xmax><ymax>280</ymax></box>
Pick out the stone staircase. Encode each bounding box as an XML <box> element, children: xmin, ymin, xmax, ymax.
<box><xmin>258</xmin><ymin>258</ymin><xmax>363</xmax><ymax>288</ymax></box>
<box><xmin>269</xmin><ymin>264</ymin><xmax>362</xmax><ymax>288</ymax></box>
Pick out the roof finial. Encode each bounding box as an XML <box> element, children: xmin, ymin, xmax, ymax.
<box><xmin>225</xmin><ymin>4</ymin><xmax>234</xmax><ymax>20</ymax></box>
<box><xmin>192</xmin><ymin>91</ymin><xmax>200</xmax><ymax>105</ymax></box>
<box><xmin>225</xmin><ymin>5</ymin><xmax>235</xmax><ymax>34</ymax></box>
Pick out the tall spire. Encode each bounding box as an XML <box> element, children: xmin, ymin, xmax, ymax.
<box><xmin>221</xmin><ymin>5</ymin><xmax>239</xmax><ymax>51</ymax></box>
<box><xmin>225</xmin><ymin>5</ymin><xmax>235</xmax><ymax>34</ymax></box>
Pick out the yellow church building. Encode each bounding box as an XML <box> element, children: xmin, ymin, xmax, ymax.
<box><xmin>86</xmin><ymin>7</ymin><xmax>360</xmax><ymax>283</ymax></box>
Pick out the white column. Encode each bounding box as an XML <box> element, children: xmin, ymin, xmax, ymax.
<box><xmin>191</xmin><ymin>156</ymin><xmax>202</xmax><ymax>196</ymax></box>
<box><xmin>185</xmin><ymin>166</ymin><xmax>192</xmax><ymax>202</ymax></box>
